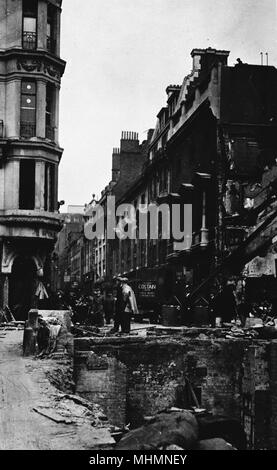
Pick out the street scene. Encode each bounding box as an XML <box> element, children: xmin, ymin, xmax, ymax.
<box><xmin>0</xmin><ymin>0</ymin><xmax>277</xmax><ymax>455</ymax></box>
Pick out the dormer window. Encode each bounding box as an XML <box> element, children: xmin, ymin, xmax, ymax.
<box><xmin>22</xmin><ymin>0</ymin><xmax>37</xmax><ymax>50</ymax></box>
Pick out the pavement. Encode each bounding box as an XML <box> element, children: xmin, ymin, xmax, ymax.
<box><xmin>0</xmin><ymin>329</ymin><xmax>114</xmax><ymax>450</ymax></box>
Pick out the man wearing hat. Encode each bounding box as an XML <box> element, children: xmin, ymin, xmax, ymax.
<box><xmin>110</xmin><ymin>277</ymin><xmax>138</xmax><ymax>334</ymax></box>
<box><xmin>121</xmin><ymin>278</ymin><xmax>138</xmax><ymax>333</ymax></box>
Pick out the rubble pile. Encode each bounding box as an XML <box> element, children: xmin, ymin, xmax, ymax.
<box><xmin>72</xmin><ymin>324</ymin><xmax>101</xmax><ymax>337</ymax></box>
<box><xmin>25</xmin><ymin>348</ymin><xmax>115</xmax><ymax>449</ymax></box>
<box><xmin>45</xmin><ymin>364</ymin><xmax>75</xmax><ymax>393</ymax></box>
<box><xmin>33</xmin><ymin>393</ymin><xmax>109</xmax><ymax>428</ymax></box>
<box><xmin>74</xmin><ymin>319</ymin><xmax>277</xmax><ymax>343</ymax></box>
<box><xmin>0</xmin><ymin>321</ymin><xmax>25</xmax><ymax>331</ymax></box>
<box><xmin>145</xmin><ymin>320</ymin><xmax>277</xmax><ymax>341</ymax></box>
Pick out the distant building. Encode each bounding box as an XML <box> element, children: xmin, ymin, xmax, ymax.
<box><xmin>0</xmin><ymin>0</ymin><xmax>66</xmax><ymax>319</ymax></box>
<box><xmin>66</xmin><ymin>205</ymin><xmax>85</xmax><ymax>215</ymax></box>
<box><xmin>51</xmin><ymin>210</ymin><xmax>85</xmax><ymax>292</ymax></box>
<box><xmin>92</xmin><ymin>131</ymin><xmax>151</xmax><ymax>283</ymax></box>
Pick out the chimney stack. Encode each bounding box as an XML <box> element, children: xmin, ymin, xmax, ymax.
<box><xmin>112</xmin><ymin>147</ymin><xmax>120</xmax><ymax>182</ymax></box>
<box><xmin>191</xmin><ymin>47</ymin><xmax>230</xmax><ymax>73</ymax></box>
<box><xmin>120</xmin><ymin>131</ymin><xmax>140</xmax><ymax>153</ymax></box>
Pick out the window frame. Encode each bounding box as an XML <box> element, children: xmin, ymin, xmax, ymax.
<box><xmin>20</xmin><ymin>80</ymin><xmax>37</xmax><ymax>139</ymax></box>
<box><xmin>22</xmin><ymin>0</ymin><xmax>38</xmax><ymax>50</ymax></box>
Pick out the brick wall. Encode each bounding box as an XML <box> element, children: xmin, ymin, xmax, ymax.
<box><xmin>74</xmin><ymin>335</ymin><xmax>276</xmax><ymax>448</ymax></box>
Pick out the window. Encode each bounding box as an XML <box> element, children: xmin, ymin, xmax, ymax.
<box><xmin>46</xmin><ymin>84</ymin><xmax>55</xmax><ymax>140</ymax></box>
<box><xmin>19</xmin><ymin>160</ymin><xmax>35</xmax><ymax>210</ymax></box>
<box><xmin>44</xmin><ymin>162</ymin><xmax>56</xmax><ymax>212</ymax></box>
<box><xmin>22</xmin><ymin>0</ymin><xmax>37</xmax><ymax>50</ymax></box>
<box><xmin>20</xmin><ymin>81</ymin><xmax>36</xmax><ymax>138</ymax></box>
<box><xmin>47</xmin><ymin>3</ymin><xmax>56</xmax><ymax>53</ymax></box>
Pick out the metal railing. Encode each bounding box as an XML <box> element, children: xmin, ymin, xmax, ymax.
<box><xmin>22</xmin><ymin>31</ymin><xmax>37</xmax><ymax>50</ymax></box>
<box><xmin>20</xmin><ymin>121</ymin><xmax>36</xmax><ymax>139</ymax></box>
<box><xmin>46</xmin><ymin>125</ymin><xmax>55</xmax><ymax>141</ymax></box>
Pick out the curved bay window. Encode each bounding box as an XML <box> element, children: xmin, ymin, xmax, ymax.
<box><xmin>20</xmin><ymin>81</ymin><xmax>36</xmax><ymax>138</ymax></box>
<box><xmin>22</xmin><ymin>0</ymin><xmax>37</xmax><ymax>50</ymax></box>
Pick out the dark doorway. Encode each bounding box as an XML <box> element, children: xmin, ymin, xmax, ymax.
<box><xmin>9</xmin><ymin>257</ymin><xmax>36</xmax><ymax>320</ymax></box>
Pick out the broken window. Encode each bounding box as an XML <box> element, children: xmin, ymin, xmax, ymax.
<box><xmin>19</xmin><ymin>160</ymin><xmax>35</xmax><ymax>210</ymax></box>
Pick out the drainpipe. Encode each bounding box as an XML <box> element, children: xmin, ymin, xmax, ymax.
<box><xmin>216</xmin><ymin>125</ymin><xmax>227</xmax><ymax>279</ymax></box>
<box><xmin>200</xmin><ymin>190</ymin><xmax>209</xmax><ymax>246</ymax></box>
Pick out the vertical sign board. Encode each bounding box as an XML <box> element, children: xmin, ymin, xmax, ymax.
<box><xmin>137</xmin><ymin>281</ymin><xmax>157</xmax><ymax>300</ymax></box>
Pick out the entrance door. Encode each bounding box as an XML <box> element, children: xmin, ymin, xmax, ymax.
<box><xmin>9</xmin><ymin>257</ymin><xmax>36</xmax><ymax>320</ymax></box>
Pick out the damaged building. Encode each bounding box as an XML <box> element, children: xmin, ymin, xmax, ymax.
<box><xmin>104</xmin><ymin>47</ymin><xmax>277</xmax><ymax>321</ymax></box>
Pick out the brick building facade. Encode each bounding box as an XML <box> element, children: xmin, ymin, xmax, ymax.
<box><xmin>90</xmin><ymin>131</ymin><xmax>151</xmax><ymax>283</ymax></box>
<box><xmin>107</xmin><ymin>48</ymin><xmax>277</xmax><ymax>317</ymax></box>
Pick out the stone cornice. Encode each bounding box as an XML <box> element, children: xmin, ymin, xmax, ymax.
<box><xmin>4</xmin><ymin>139</ymin><xmax>64</xmax><ymax>160</ymax></box>
<box><xmin>0</xmin><ymin>212</ymin><xmax>62</xmax><ymax>231</ymax></box>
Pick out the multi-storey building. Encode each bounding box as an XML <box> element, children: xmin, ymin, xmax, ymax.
<box><xmin>0</xmin><ymin>0</ymin><xmax>66</xmax><ymax>319</ymax></box>
<box><xmin>90</xmin><ymin>131</ymin><xmax>151</xmax><ymax>284</ymax></box>
<box><xmin>111</xmin><ymin>48</ymin><xmax>277</xmax><ymax>313</ymax></box>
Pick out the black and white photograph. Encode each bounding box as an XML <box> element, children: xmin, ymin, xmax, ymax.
<box><xmin>0</xmin><ymin>0</ymin><xmax>277</xmax><ymax>459</ymax></box>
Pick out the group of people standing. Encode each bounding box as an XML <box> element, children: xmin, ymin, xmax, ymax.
<box><xmin>63</xmin><ymin>276</ymin><xmax>139</xmax><ymax>334</ymax></box>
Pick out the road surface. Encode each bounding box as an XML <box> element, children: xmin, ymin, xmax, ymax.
<box><xmin>0</xmin><ymin>329</ymin><xmax>113</xmax><ymax>450</ymax></box>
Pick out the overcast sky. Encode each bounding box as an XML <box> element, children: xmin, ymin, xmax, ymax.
<box><xmin>59</xmin><ymin>0</ymin><xmax>277</xmax><ymax>208</ymax></box>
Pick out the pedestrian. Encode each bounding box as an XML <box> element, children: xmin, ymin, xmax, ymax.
<box><xmin>121</xmin><ymin>278</ymin><xmax>139</xmax><ymax>333</ymax></box>
<box><xmin>217</xmin><ymin>282</ymin><xmax>237</xmax><ymax>324</ymax></box>
<box><xmin>89</xmin><ymin>288</ymin><xmax>105</xmax><ymax>327</ymax></box>
<box><xmin>109</xmin><ymin>277</ymin><xmax>124</xmax><ymax>333</ymax></box>
<box><xmin>208</xmin><ymin>292</ymin><xmax>216</xmax><ymax>327</ymax></box>
<box><xmin>103</xmin><ymin>291</ymin><xmax>115</xmax><ymax>325</ymax></box>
